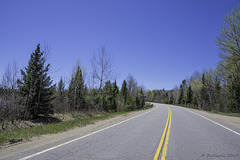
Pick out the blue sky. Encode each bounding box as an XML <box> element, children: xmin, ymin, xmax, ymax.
<box><xmin>0</xmin><ymin>0</ymin><xmax>239</xmax><ymax>90</ymax></box>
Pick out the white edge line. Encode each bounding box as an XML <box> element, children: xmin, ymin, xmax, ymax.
<box><xmin>182</xmin><ymin>108</ymin><xmax>240</xmax><ymax>136</ymax></box>
<box><xmin>19</xmin><ymin>106</ymin><xmax>157</xmax><ymax>160</ymax></box>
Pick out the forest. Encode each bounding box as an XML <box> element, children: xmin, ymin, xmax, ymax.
<box><xmin>146</xmin><ymin>6</ymin><xmax>240</xmax><ymax>114</ymax></box>
<box><xmin>0</xmin><ymin>45</ymin><xmax>147</xmax><ymax>130</ymax></box>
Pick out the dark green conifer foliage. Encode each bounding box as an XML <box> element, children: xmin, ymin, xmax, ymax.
<box><xmin>178</xmin><ymin>84</ymin><xmax>184</xmax><ymax>105</ymax></box>
<box><xmin>120</xmin><ymin>80</ymin><xmax>128</xmax><ymax>105</ymax></box>
<box><xmin>126</xmin><ymin>95</ymin><xmax>133</xmax><ymax>111</ymax></box>
<box><xmin>139</xmin><ymin>88</ymin><xmax>145</xmax><ymax>108</ymax></box>
<box><xmin>169</xmin><ymin>95</ymin><xmax>174</xmax><ymax>104</ymax></box>
<box><xmin>102</xmin><ymin>80</ymin><xmax>119</xmax><ymax>111</ymax></box>
<box><xmin>186</xmin><ymin>85</ymin><xmax>193</xmax><ymax>105</ymax></box>
<box><xmin>54</xmin><ymin>77</ymin><xmax>67</xmax><ymax>113</ymax></box>
<box><xmin>200</xmin><ymin>74</ymin><xmax>209</xmax><ymax>110</ymax></box>
<box><xmin>163</xmin><ymin>92</ymin><xmax>169</xmax><ymax>104</ymax></box>
<box><xmin>68</xmin><ymin>65</ymin><xmax>86</xmax><ymax>111</ymax></box>
<box><xmin>111</xmin><ymin>80</ymin><xmax>119</xmax><ymax>111</ymax></box>
<box><xmin>17</xmin><ymin>44</ymin><xmax>55</xmax><ymax>119</ymax></box>
<box><xmin>102</xmin><ymin>80</ymin><xmax>112</xmax><ymax>111</ymax></box>
<box><xmin>57</xmin><ymin>77</ymin><xmax>65</xmax><ymax>105</ymax></box>
<box><xmin>192</xmin><ymin>96</ymin><xmax>198</xmax><ymax>108</ymax></box>
<box><xmin>135</xmin><ymin>95</ymin><xmax>140</xmax><ymax>109</ymax></box>
<box><xmin>214</xmin><ymin>76</ymin><xmax>224</xmax><ymax>112</ymax></box>
<box><xmin>58</xmin><ymin>77</ymin><xmax>65</xmax><ymax>95</ymax></box>
<box><xmin>227</xmin><ymin>75</ymin><xmax>240</xmax><ymax>112</ymax></box>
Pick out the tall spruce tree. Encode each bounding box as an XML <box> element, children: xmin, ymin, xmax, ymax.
<box><xmin>135</xmin><ymin>95</ymin><xmax>140</xmax><ymax>109</ymax></box>
<box><xmin>120</xmin><ymin>80</ymin><xmax>128</xmax><ymax>105</ymax></box>
<box><xmin>102</xmin><ymin>80</ymin><xmax>112</xmax><ymax>111</ymax></box>
<box><xmin>186</xmin><ymin>85</ymin><xmax>193</xmax><ymax>106</ymax></box>
<box><xmin>178</xmin><ymin>84</ymin><xmax>184</xmax><ymax>105</ymax></box>
<box><xmin>200</xmin><ymin>74</ymin><xmax>208</xmax><ymax>110</ymax></box>
<box><xmin>111</xmin><ymin>80</ymin><xmax>119</xmax><ymax>111</ymax></box>
<box><xmin>169</xmin><ymin>95</ymin><xmax>174</xmax><ymax>104</ymax></box>
<box><xmin>214</xmin><ymin>76</ymin><xmax>224</xmax><ymax>112</ymax></box>
<box><xmin>68</xmin><ymin>64</ymin><xmax>86</xmax><ymax>111</ymax></box>
<box><xmin>58</xmin><ymin>77</ymin><xmax>65</xmax><ymax>94</ymax></box>
<box><xmin>17</xmin><ymin>44</ymin><xmax>55</xmax><ymax>119</ymax></box>
<box><xmin>54</xmin><ymin>77</ymin><xmax>67</xmax><ymax>113</ymax></box>
<box><xmin>163</xmin><ymin>92</ymin><xmax>169</xmax><ymax>104</ymax></box>
<box><xmin>139</xmin><ymin>88</ymin><xmax>145</xmax><ymax>108</ymax></box>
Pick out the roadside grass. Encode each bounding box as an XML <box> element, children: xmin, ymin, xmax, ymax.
<box><xmin>0</xmin><ymin>109</ymin><xmax>147</xmax><ymax>146</ymax></box>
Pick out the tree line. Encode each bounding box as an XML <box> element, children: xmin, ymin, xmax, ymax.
<box><xmin>147</xmin><ymin>5</ymin><xmax>240</xmax><ymax>113</ymax></box>
<box><xmin>0</xmin><ymin>45</ymin><xmax>146</xmax><ymax>129</ymax></box>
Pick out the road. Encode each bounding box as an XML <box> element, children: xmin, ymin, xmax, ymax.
<box><xmin>1</xmin><ymin>103</ymin><xmax>240</xmax><ymax>160</ymax></box>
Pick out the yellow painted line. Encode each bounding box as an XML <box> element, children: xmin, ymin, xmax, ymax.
<box><xmin>161</xmin><ymin>107</ymin><xmax>172</xmax><ymax>160</ymax></box>
<box><xmin>153</xmin><ymin>107</ymin><xmax>170</xmax><ymax>160</ymax></box>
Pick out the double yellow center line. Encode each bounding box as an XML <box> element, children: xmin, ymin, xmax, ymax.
<box><xmin>153</xmin><ymin>106</ymin><xmax>172</xmax><ymax>160</ymax></box>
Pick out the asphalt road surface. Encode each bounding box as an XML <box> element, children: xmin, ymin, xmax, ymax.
<box><xmin>1</xmin><ymin>103</ymin><xmax>240</xmax><ymax>160</ymax></box>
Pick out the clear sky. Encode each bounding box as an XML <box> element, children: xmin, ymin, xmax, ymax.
<box><xmin>0</xmin><ymin>0</ymin><xmax>239</xmax><ymax>90</ymax></box>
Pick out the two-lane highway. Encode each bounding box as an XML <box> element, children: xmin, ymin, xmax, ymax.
<box><xmin>1</xmin><ymin>103</ymin><xmax>240</xmax><ymax>160</ymax></box>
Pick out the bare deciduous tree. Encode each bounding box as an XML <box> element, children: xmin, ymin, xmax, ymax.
<box><xmin>92</xmin><ymin>46</ymin><xmax>114</xmax><ymax>109</ymax></box>
<box><xmin>0</xmin><ymin>60</ymin><xmax>19</xmax><ymax>129</ymax></box>
<box><xmin>2</xmin><ymin>61</ymin><xmax>18</xmax><ymax>90</ymax></box>
<box><xmin>127</xmin><ymin>74</ymin><xmax>138</xmax><ymax>98</ymax></box>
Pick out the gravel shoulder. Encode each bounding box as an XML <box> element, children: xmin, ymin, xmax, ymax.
<box><xmin>185</xmin><ymin>107</ymin><xmax>240</xmax><ymax>130</ymax></box>
<box><xmin>0</xmin><ymin>107</ymin><xmax>154</xmax><ymax>159</ymax></box>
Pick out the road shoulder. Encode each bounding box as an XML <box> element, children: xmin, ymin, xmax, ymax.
<box><xmin>0</xmin><ymin>107</ymin><xmax>154</xmax><ymax>160</ymax></box>
<box><xmin>183</xmin><ymin>107</ymin><xmax>240</xmax><ymax>130</ymax></box>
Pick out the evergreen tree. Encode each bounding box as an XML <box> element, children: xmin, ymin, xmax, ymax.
<box><xmin>182</xmin><ymin>97</ymin><xmax>186</xmax><ymax>106</ymax></box>
<box><xmin>163</xmin><ymin>92</ymin><xmax>169</xmax><ymax>104</ymax></box>
<box><xmin>83</xmin><ymin>84</ymin><xmax>91</xmax><ymax>110</ymax></box>
<box><xmin>178</xmin><ymin>84</ymin><xmax>184</xmax><ymax>105</ymax></box>
<box><xmin>68</xmin><ymin>65</ymin><xmax>86</xmax><ymax>111</ymax></box>
<box><xmin>186</xmin><ymin>85</ymin><xmax>193</xmax><ymax>106</ymax></box>
<box><xmin>200</xmin><ymin>73</ymin><xmax>209</xmax><ymax>110</ymax></box>
<box><xmin>135</xmin><ymin>95</ymin><xmax>140</xmax><ymax>109</ymax></box>
<box><xmin>227</xmin><ymin>76</ymin><xmax>240</xmax><ymax>112</ymax></box>
<box><xmin>57</xmin><ymin>77</ymin><xmax>65</xmax><ymax>95</ymax></box>
<box><xmin>55</xmin><ymin>77</ymin><xmax>67</xmax><ymax>113</ymax></box>
<box><xmin>139</xmin><ymin>88</ymin><xmax>145</xmax><ymax>108</ymax></box>
<box><xmin>102</xmin><ymin>80</ymin><xmax>112</xmax><ymax>111</ymax></box>
<box><xmin>111</xmin><ymin>80</ymin><xmax>119</xmax><ymax>111</ymax></box>
<box><xmin>89</xmin><ymin>88</ymin><xmax>99</xmax><ymax>108</ymax></box>
<box><xmin>214</xmin><ymin>76</ymin><xmax>224</xmax><ymax>112</ymax></box>
<box><xmin>120</xmin><ymin>80</ymin><xmax>128</xmax><ymax>105</ymax></box>
<box><xmin>192</xmin><ymin>96</ymin><xmax>198</xmax><ymax>108</ymax></box>
<box><xmin>126</xmin><ymin>95</ymin><xmax>133</xmax><ymax>111</ymax></box>
<box><xmin>17</xmin><ymin>44</ymin><xmax>55</xmax><ymax>119</ymax></box>
<box><xmin>169</xmin><ymin>95</ymin><xmax>174</xmax><ymax>104</ymax></box>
